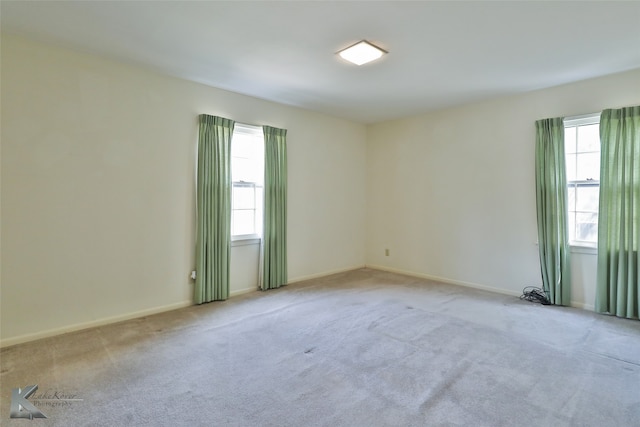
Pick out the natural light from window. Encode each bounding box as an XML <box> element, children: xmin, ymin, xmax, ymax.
<box><xmin>564</xmin><ymin>114</ymin><xmax>600</xmax><ymax>247</ymax></box>
<box><xmin>231</xmin><ymin>124</ymin><xmax>264</xmax><ymax>239</ymax></box>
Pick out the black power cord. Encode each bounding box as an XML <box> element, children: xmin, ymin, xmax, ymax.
<box><xmin>520</xmin><ymin>286</ymin><xmax>551</xmax><ymax>305</ymax></box>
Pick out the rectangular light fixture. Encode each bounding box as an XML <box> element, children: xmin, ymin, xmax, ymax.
<box><xmin>338</xmin><ymin>40</ymin><xmax>387</xmax><ymax>66</ymax></box>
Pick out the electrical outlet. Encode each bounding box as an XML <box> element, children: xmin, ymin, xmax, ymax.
<box><xmin>190</xmin><ymin>270</ymin><xmax>197</xmax><ymax>280</ymax></box>
<box><xmin>385</xmin><ymin>249</ymin><xmax>390</xmax><ymax>256</ymax></box>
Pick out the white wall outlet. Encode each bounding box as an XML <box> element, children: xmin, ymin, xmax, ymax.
<box><xmin>190</xmin><ymin>270</ymin><xmax>197</xmax><ymax>280</ymax></box>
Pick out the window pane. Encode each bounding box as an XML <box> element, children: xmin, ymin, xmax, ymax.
<box><xmin>565</xmin><ymin>153</ymin><xmax>577</xmax><ymax>181</ymax></box>
<box><xmin>567</xmin><ymin>185</ymin><xmax>576</xmax><ymax>210</ymax></box>
<box><xmin>232</xmin><ymin>210</ymin><xmax>255</xmax><ymax>236</ymax></box>
<box><xmin>233</xmin><ymin>186</ymin><xmax>255</xmax><ymax>210</ymax></box>
<box><xmin>575</xmin><ymin>186</ymin><xmax>599</xmax><ymax>212</ymax></box>
<box><xmin>565</xmin><ymin>127</ymin><xmax>577</xmax><ymax>154</ymax></box>
<box><xmin>575</xmin><ymin>212</ymin><xmax>598</xmax><ymax>242</ymax></box>
<box><xmin>231</xmin><ymin>125</ymin><xmax>264</xmax><ymax>238</ymax></box>
<box><xmin>255</xmin><ymin>187</ymin><xmax>263</xmax><ymax>236</ymax></box>
<box><xmin>231</xmin><ymin>131</ymin><xmax>264</xmax><ymax>183</ymax></box>
<box><xmin>575</xmin><ymin>152</ymin><xmax>600</xmax><ymax>181</ymax></box>
<box><xmin>577</xmin><ymin>124</ymin><xmax>600</xmax><ymax>152</ymax></box>
<box><xmin>233</xmin><ymin>134</ymin><xmax>255</xmax><ymax>158</ymax></box>
<box><xmin>232</xmin><ymin>157</ymin><xmax>263</xmax><ymax>183</ymax></box>
<box><xmin>232</xmin><ymin>157</ymin><xmax>250</xmax><ymax>182</ymax></box>
<box><xmin>567</xmin><ymin>210</ymin><xmax>576</xmax><ymax>243</ymax></box>
<box><xmin>564</xmin><ymin>117</ymin><xmax>600</xmax><ymax>245</ymax></box>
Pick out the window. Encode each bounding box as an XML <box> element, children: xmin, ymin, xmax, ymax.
<box><xmin>564</xmin><ymin>114</ymin><xmax>600</xmax><ymax>247</ymax></box>
<box><xmin>231</xmin><ymin>124</ymin><xmax>264</xmax><ymax>239</ymax></box>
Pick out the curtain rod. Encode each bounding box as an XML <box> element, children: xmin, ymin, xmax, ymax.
<box><xmin>564</xmin><ymin>111</ymin><xmax>600</xmax><ymax>121</ymax></box>
<box><xmin>235</xmin><ymin>122</ymin><xmax>263</xmax><ymax>130</ymax></box>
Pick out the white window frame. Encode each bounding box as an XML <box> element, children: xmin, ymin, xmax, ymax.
<box><xmin>231</xmin><ymin>123</ymin><xmax>264</xmax><ymax>243</ymax></box>
<box><xmin>564</xmin><ymin>113</ymin><xmax>600</xmax><ymax>249</ymax></box>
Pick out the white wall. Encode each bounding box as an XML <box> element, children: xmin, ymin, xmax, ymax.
<box><xmin>2</xmin><ymin>34</ymin><xmax>638</xmax><ymax>346</ymax></box>
<box><xmin>230</xmin><ymin>242</ymin><xmax>260</xmax><ymax>296</ymax></box>
<box><xmin>366</xmin><ymin>68</ymin><xmax>640</xmax><ymax>308</ymax></box>
<box><xmin>0</xmin><ymin>35</ymin><xmax>367</xmax><ymax>345</ymax></box>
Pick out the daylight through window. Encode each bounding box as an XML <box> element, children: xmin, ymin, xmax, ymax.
<box><xmin>231</xmin><ymin>124</ymin><xmax>264</xmax><ymax>239</ymax></box>
<box><xmin>564</xmin><ymin>114</ymin><xmax>600</xmax><ymax>246</ymax></box>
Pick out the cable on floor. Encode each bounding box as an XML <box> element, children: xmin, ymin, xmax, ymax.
<box><xmin>520</xmin><ymin>286</ymin><xmax>551</xmax><ymax>305</ymax></box>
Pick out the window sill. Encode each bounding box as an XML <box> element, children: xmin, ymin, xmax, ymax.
<box><xmin>570</xmin><ymin>245</ymin><xmax>597</xmax><ymax>255</ymax></box>
<box><xmin>231</xmin><ymin>236</ymin><xmax>261</xmax><ymax>247</ymax></box>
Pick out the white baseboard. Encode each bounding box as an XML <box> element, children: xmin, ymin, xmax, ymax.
<box><xmin>230</xmin><ymin>287</ymin><xmax>258</xmax><ymax>297</ymax></box>
<box><xmin>0</xmin><ymin>300</ymin><xmax>192</xmax><ymax>349</ymax></box>
<box><xmin>5</xmin><ymin>264</ymin><xmax>590</xmax><ymax>348</ymax></box>
<box><xmin>1</xmin><ymin>267</ymin><xmax>365</xmax><ymax>348</ymax></box>
<box><xmin>569</xmin><ymin>301</ymin><xmax>595</xmax><ymax>311</ymax></box>
<box><xmin>366</xmin><ymin>264</ymin><xmax>598</xmax><ymax>311</ymax></box>
<box><xmin>288</xmin><ymin>265</ymin><xmax>366</xmax><ymax>285</ymax></box>
<box><xmin>365</xmin><ymin>264</ymin><xmax>522</xmax><ymax>298</ymax></box>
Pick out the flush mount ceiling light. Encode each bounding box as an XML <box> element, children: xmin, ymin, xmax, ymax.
<box><xmin>337</xmin><ymin>40</ymin><xmax>387</xmax><ymax>66</ymax></box>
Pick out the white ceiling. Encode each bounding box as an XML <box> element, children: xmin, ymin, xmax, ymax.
<box><xmin>2</xmin><ymin>1</ymin><xmax>640</xmax><ymax>124</ymax></box>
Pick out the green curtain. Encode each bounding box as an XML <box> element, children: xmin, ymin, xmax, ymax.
<box><xmin>535</xmin><ymin>118</ymin><xmax>571</xmax><ymax>305</ymax></box>
<box><xmin>596</xmin><ymin>106</ymin><xmax>640</xmax><ymax>319</ymax></box>
<box><xmin>261</xmin><ymin>126</ymin><xmax>288</xmax><ymax>290</ymax></box>
<box><xmin>195</xmin><ymin>115</ymin><xmax>235</xmax><ymax>304</ymax></box>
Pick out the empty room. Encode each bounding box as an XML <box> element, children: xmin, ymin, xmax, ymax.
<box><xmin>1</xmin><ymin>1</ymin><xmax>639</xmax><ymax>426</ymax></box>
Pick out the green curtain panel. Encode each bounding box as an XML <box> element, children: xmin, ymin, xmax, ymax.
<box><xmin>195</xmin><ymin>115</ymin><xmax>235</xmax><ymax>304</ymax></box>
<box><xmin>535</xmin><ymin>118</ymin><xmax>572</xmax><ymax>305</ymax></box>
<box><xmin>596</xmin><ymin>106</ymin><xmax>640</xmax><ymax>319</ymax></box>
<box><xmin>261</xmin><ymin>126</ymin><xmax>288</xmax><ymax>290</ymax></box>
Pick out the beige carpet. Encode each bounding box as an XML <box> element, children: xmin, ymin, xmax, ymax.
<box><xmin>2</xmin><ymin>268</ymin><xmax>640</xmax><ymax>426</ymax></box>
